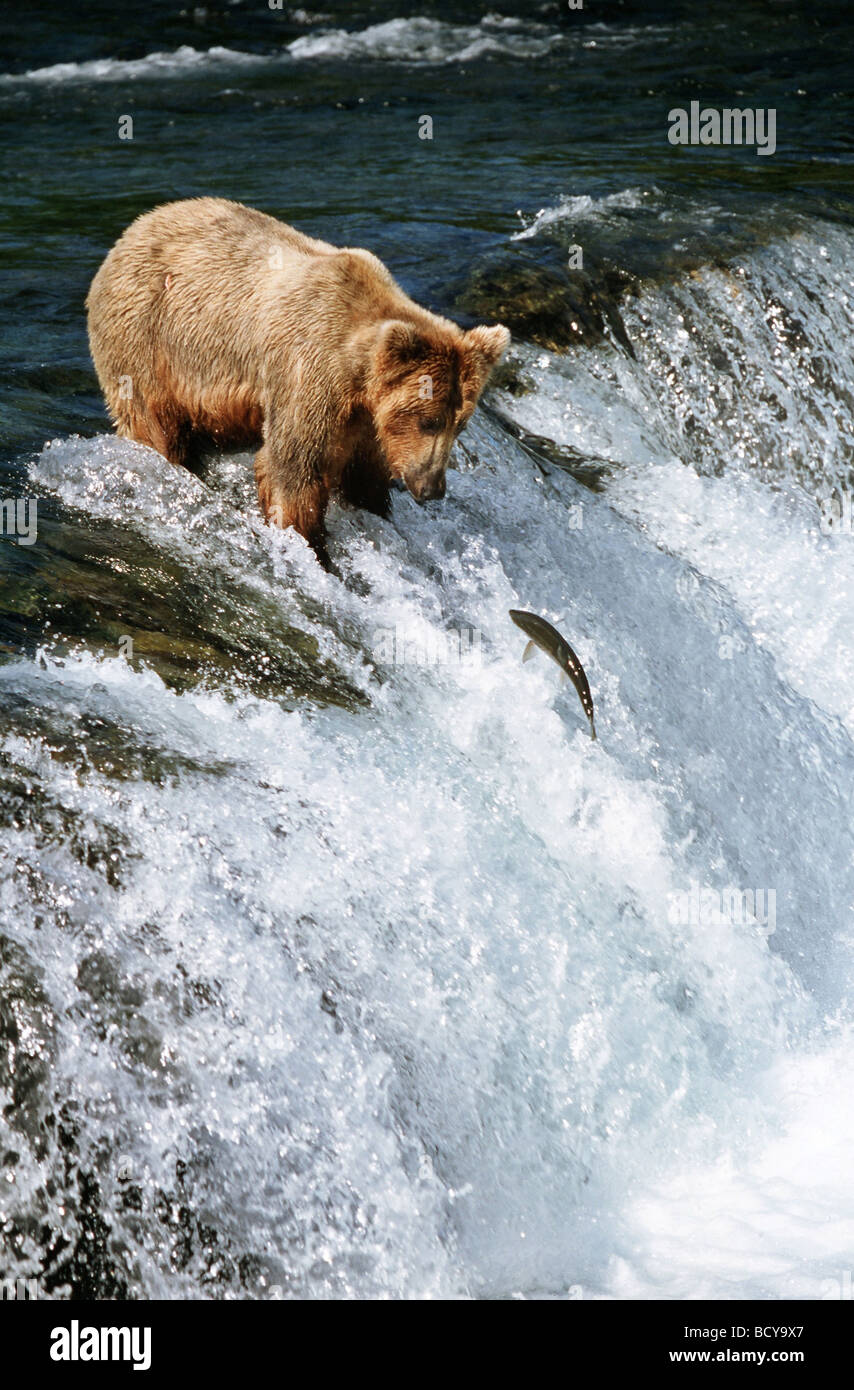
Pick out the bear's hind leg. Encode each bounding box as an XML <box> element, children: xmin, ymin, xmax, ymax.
<box><xmin>115</xmin><ymin>399</ymin><xmax>202</xmax><ymax>472</ymax></box>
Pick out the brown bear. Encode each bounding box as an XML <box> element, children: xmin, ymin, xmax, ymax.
<box><xmin>86</xmin><ymin>198</ymin><xmax>509</xmax><ymax>568</ymax></box>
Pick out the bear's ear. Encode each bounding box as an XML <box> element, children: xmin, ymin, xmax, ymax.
<box><xmin>461</xmin><ymin>324</ymin><xmax>511</xmax><ymax>390</ymax></box>
<box><xmin>375</xmin><ymin>319</ymin><xmax>432</xmax><ymax>370</ymax></box>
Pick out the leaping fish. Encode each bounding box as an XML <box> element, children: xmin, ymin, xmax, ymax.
<box><xmin>509</xmin><ymin>609</ymin><xmax>597</xmax><ymax>740</ymax></box>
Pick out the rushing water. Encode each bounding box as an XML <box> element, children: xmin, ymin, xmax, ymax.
<box><xmin>1</xmin><ymin>0</ymin><xmax>853</xmax><ymax>1300</ymax></box>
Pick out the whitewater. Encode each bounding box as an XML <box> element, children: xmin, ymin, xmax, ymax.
<box><xmin>0</xmin><ymin>17</ymin><xmax>668</xmax><ymax>85</ymax></box>
<box><xmin>1</xmin><ymin>193</ymin><xmax>852</xmax><ymax>1298</ymax></box>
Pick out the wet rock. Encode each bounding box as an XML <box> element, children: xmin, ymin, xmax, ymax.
<box><xmin>456</xmin><ymin>250</ymin><xmax>638</xmax><ymax>357</ymax></box>
<box><xmin>0</xmin><ymin>505</ymin><xmax>368</xmax><ymax>712</ymax></box>
<box><xmin>0</xmin><ymin>749</ymin><xmax>135</xmax><ymax>888</ymax></box>
<box><xmin>41</xmin><ymin>1169</ymin><xmax>129</xmax><ymax>1301</ymax></box>
<box><xmin>76</xmin><ymin>952</ymin><xmax>143</xmax><ymax>1009</ymax></box>
<box><xmin>0</xmin><ymin>934</ymin><xmax>56</xmax><ymax>1146</ymax></box>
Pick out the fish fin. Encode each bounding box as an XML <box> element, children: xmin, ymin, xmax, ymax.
<box><xmin>522</xmin><ymin>640</ymin><xmax>538</xmax><ymax>664</ymax></box>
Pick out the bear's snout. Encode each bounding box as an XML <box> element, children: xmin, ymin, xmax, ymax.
<box><xmin>407</xmin><ymin>471</ymin><xmax>446</xmax><ymax>503</ymax></box>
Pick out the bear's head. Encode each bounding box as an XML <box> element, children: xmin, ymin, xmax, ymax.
<box><xmin>365</xmin><ymin>319</ymin><xmax>510</xmax><ymax>501</ymax></box>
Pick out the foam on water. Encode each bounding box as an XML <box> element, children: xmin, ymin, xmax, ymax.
<box><xmin>3</xmin><ymin>216</ymin><xmax>854</xmax><ymax>1298</ymax></box>
<box><xmin>613</xmin><ymin>1032</ymin><xmax>854</xmax><ymax>1299</ymax></box>
<box><xmin>286</xmin><ymin>15</ymin><xmax>565</xmax><ymax>64</ymax></box>
<box><xmin>512</xmin><ymin>189</ymin><xmax>651</xmax><ymax>241</ymax></box>
<box><xmin>0</xmin><ymin>45</ymin><xmax>267</xmax><ymax>86</ymax></box>
<box><xmin>0</xmin><ymin>16</ymin><xmax>672</xmax><ymax>85</ymax></box>
<box><xmin>496</xmin><ymin>218</ymin><xmax>854</xmax><ymax>730</ymax></box>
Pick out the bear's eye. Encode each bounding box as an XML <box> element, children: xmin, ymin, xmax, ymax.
<box><xmin>420</xmin><ymin>417</ymin><xmax>443</xmax><ymax>434</ymax></box>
